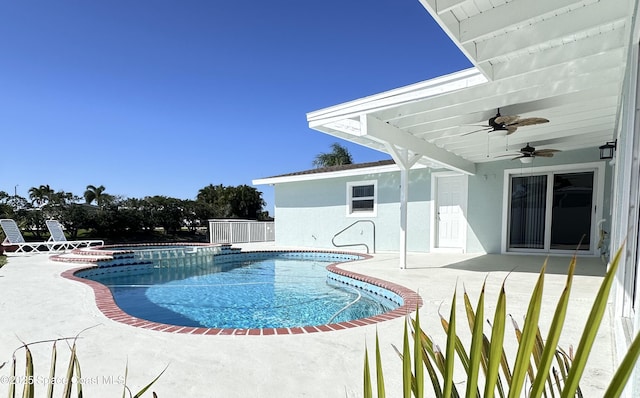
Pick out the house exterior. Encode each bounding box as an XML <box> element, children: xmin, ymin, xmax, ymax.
<box><xmin>254</xmin><ymin>0</ymin><xmax>640</xmax><ymax>395</ymax></box>
<box><xmin>255</xmin><ymin>150</ymin><xmax>610</xmax><ymax>256</ymax></box>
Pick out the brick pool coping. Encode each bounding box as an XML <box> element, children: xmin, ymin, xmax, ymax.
<box><xmin>60</xmin><ymin>249</ymin><xmax>423</xmax><ymax>336</ymax></box>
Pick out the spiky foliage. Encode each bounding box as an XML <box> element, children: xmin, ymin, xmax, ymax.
<box><xmin>365</xmin><ymin>246</ymin><xmax>640</xmax><ymax>397</ymax></box>
<box><xmin>2</xmin><ymin>330</ymin><xmax>165</xmax><ymax>398</ymax></box>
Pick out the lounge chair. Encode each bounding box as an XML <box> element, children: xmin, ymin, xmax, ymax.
<box><xmin>45</xmin><ymin>220</ymin><xmax>104</xmax><ymax>250</ymax></box>
<box><xmin>0</xmin><ymin>219</ymin><xmax>53</xmax><ymax>253</ymax></box>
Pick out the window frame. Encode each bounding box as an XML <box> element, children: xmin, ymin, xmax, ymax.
<box><xmin>501</xmin><ymin>162</ymin><xmax>605</xmax><ymax>255</ymax></box>
<box><xmin>346</xmin><ymin>180</ymin><xmax>377</xmax><ymax>217</ymax></box>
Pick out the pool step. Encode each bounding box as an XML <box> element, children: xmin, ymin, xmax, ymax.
<box><xmin>50</xmin><ymin>243</ymin><xmax>228</xmax><ymax>265</ymax></box>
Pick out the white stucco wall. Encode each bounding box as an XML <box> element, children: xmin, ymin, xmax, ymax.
<box><xmin>273</xmin><ymin>168</ymin><xmax>431</xmax><ymax>252</ymax></box>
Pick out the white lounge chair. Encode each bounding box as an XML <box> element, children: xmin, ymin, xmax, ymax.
<box><xmin>45</xmin><ymin>220</ymin><xmax>104</xmax><ymax>250</ymax></box>
<box><xmin>0</xmin><ymin>219</ymin><xmax>53</xmax><ymax>253</ymax></box>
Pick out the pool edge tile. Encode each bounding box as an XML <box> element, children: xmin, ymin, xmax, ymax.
<box><xmin>60</xmin><ymin>249</ymin><xmax>423</xmax><ymax>336</ymax></box>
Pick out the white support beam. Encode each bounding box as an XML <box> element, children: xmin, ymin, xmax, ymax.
<box><xmin>474</xmin><ymin>0</ymin><xmax>628</xmax><ymax>63</ymax></box>
<box><xmin>385</xmin><ymin>143</ymin><xmax>421</xmax><ymax>170</ymax></box>
<box><xmin>489</xmin><ymin>33</ymin><xmax>626</xmax><ymax>81</ymax></box>
<box><xmin>459</xmin><ymin>0</ymin><xmax>584</xmax><ymax>44</ymax></box>
<box><xmin>363</xmin><ymin>115</ymin><xmax>476</xmax><ymax>175</ymax></box>
<box><xmin>435</xmin><ymin>0</ymin><xmax>466</xmax><ymax>14</ymax></box>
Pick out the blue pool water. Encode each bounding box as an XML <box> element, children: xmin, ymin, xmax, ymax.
<box><xmin>79</xmin><ymin>252</ymin><xmax>399</xmax><ymax>329</ymax></box>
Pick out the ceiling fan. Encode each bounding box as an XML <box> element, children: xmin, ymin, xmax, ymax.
<box><xmin>496</xmin><ymin>143</ymin><xmax>561</xmax><ymax>163</ymax></box>
<box><xmin>462</xmin><ymin>109</ymin><xmax>549</xmax><ymax>136</ymax></box>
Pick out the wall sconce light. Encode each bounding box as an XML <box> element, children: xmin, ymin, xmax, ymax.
<box><xmin>599</xmin><ymin>140</ymin><xmax>617</xmax><ymax>160</ymax></box>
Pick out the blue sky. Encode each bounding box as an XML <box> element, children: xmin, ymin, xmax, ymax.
<box><xmin>0</xmin><ymin>1</ymin><xmax>470</xmax><ymax>215</ymax></box>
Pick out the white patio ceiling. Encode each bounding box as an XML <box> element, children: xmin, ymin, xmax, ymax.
<box><xmin>307</xmin><ymin>0</ymin><xmax>636</xmax><ymax>175</ymax></box>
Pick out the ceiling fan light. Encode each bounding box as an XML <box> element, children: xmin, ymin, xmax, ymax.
<box><xmin>519</xmin><ymin>156</ymin><xmax>534</xmax><ymax>164</ymax></box>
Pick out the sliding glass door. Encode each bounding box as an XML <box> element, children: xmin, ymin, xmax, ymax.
<box><xmin>509</xmin><ymin>175</ymin><xmax>547</xmax><ymax>250</ymax></box>
<box><xmin>550</xmin><ymin>172</ymin><xmax>593</xmax><ymax>250</ymax></box>
<box><xmin>507</xmin><ymin>170</ymin><xmax>595</xmax><ymax>253</ymax></box>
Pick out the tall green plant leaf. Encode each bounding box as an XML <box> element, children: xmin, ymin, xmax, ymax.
<box><xmin>508</xmin><ymin>261</ymin><xmax>547</xmax><ymax>398</ymax></box>
<box><xmin>21</xmin><ymin>346</ymin><xmax>34</xmax><ymax>398</ymax></box>
<box><xmin>414</xmin><ymin>310</ymin><xmax>424</xmax><ymax>398</ymax></box>
<box><xmin>422</xmin><ymin>346</ymin><xmax>443</xmax><ymax>398</ymax></box>
<box><xmin>484</xmin><ymin>282</ymin><xmax>506</xmax><ymax>398</ymax></box>
<box><xmin>375</xmin><ymin>332</ymin><xmax>386</xmax><ymax>398</ymax></box>
<box><xmin>62</xmin><ymin>343</ymin><xmax>77</xmax><ymax>398</ymax></box>
<box><xmin>443</xmin><ymin>291</ymin><xmax>457</xmax><ymax>398</ymax></box>
<box><xmin>403</xmin><ymin>320</ymin><xmax>412</xmax><ymax>398</ymax></box>
<box><xmin>603</xmin><ymin>330</ymin><xmax>640</xmax><ymax>397</ymax></box>
<box><xmin>561</xmin><ymin>245</ymin><xmax>624</xmax><ymax>397</ymax></box>
<box><xmin>8</xmin><ymin>354</ymin><xmax>16</xmax><ymax>398</ymax></box>
<box><xmin>364</xmin><ymin>347</ymin><xmax>372</xmax><ymax>398</ymax></box>
<box><xmin>411</xmin><ymin>322</ymin><xmax>443</xmax><ymax>397</ymax></box>
<box><xmin>131</xmin><ymin>365</ymin><xmax>167</xmax><ymax>398</ymax></box>
<box><xmin>47</xmin><ymin>342</ymin><xmax>57</xmax><ymax>398</ymax></box>
<box><xmin>530</xmin><ymin>256</ymin><xmax>576</xmax><ymax>398</ymax></box>
<box><xmin>466</xmin><ymin>283</ymin><xmax>485</xmax><ymax>398</ymax></box>
<box><xmin>74</xmin><ymin>355</ymin><xmax>83</xmax><ymax>398</ymax></box>
<box><xmin>465</xmin><ymin>289</ymin><xmax>491</xmax><ymax>388</ymax></box>
<box><xmin>439</xmin><ymin>317</ymin><xmax>470</xmax><ymax>374</ymax></box>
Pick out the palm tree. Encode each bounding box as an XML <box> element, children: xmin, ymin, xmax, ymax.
<box><xmin>84</xmin><ymin>185</ymin><xmax>106</xmax><ymax>206</ymax></box>
<box><xmin>313</xmin><ymin>142</ymin><xmax>354</xmax><ymax>168</ymax></box>
<box><xmin>28</xmin><ymin>184</ymin><xmax>54</xmax><ymax>207</ymax></box>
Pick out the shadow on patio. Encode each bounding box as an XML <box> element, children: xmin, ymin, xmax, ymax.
<box><xmin>440</xmin><ymin>254</ymin><xmax>606</xmax><ymax>277</ymax></box>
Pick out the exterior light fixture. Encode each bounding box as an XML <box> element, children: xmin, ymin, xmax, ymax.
<box><xmin>519</xmin><ymin>156</ymin><xmax>533</xmax><ymax>164</ymax></box>
<box><xmin>599</xmin><ymin>140</ymin><xmax>617</xmax><ymax>160</ymax></box>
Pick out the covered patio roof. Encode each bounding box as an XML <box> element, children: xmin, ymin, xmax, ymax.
<box><xmin>307</xmin><ymin>0</ymin><xmax>635</xmax><ymax>175</ymax></box>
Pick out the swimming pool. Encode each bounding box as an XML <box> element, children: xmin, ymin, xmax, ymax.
<box><xmin>64</xmin><ymin>247</ymin><xmax>423</xmax><ymax>335</ymax></box>
<box><xmin>74</xmin><ymin>250</ymin><xmax>405</xmax><ymax>330</ymax></box>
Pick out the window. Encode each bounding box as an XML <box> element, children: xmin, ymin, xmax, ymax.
<box><xmin>502</xmin><ymin>163</ymin><xmax>604</xmax><ymax>254</ymax></box>
<box><xmin>347</xmin><ymin>181</ymin><xmax>377</xmax><ymax>216</ymax></box>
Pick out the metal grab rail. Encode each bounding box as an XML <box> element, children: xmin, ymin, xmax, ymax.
<box><xmin>327</xmin><ymin>286</ymin><xmax>362</xmax><ymax>324</ymax></box>
<box><xmin>331</xmin><ymin>220</ymin><xmax>375</xmax><ymax>254</ymax></box>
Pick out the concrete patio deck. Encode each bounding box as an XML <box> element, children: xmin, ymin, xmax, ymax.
<box><xmin>0</xmin><ymin>244</ymin><xmax>613</xmax><ymax>397</ymax></box>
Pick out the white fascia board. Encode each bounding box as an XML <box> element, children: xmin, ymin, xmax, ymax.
<box><xmin>306</xmin><ymin>68</ymin><xmax>485</xmax><ymax>127</ymax></box>
<box><xmin>252</xmin><ymin>163</ymin><xmax>428</xmax><ymax>186</ymax></box>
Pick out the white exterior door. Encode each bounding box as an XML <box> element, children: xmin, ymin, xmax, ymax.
<box><xmin>435</xmin><ymin>175</ymin><xmax>467</xmax><ymax>250</ymax></box>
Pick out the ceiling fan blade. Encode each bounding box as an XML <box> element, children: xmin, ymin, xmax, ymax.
<box><xmin>511</xmin><ymin>155</ymin><xmax>527</xmax><ymax>160</ymax></box>
<box><xmin>505</xmin><ymin>126</ymin><xmax>518</xmax><ymax>135</ymax></box>
<box><xmin>533</xmin><ymin>152</ymin><xmax>556</xmax><ymax>157</ymax></box>
<box><xmin>533</xmin><ymin>149</ymin><xmax>560</xmax><ymax>155</ymax></box>
<box><xmin>461</xmin><ymin>127</ymin><xmax>491</xmax><ymax>136</ymax></box>
<box><xmin>494</xmin><ymin>115</ymin><xmax>520</xmax><ymax>125</ymax></box>
<box><xmin>511</xmin><ymin>117</ymin><xmax>549</xmax><ymax>127</ymax></box>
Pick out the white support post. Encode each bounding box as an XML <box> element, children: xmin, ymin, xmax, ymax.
<box><xmin>399</xmin><ymin>167</ymin><xmax>409</xmax><ymax>269</ymax></box>
<box><xmin>385</xmin><ymin>143</ymin><xmax>421</xmax><ymax>269</ymax></box>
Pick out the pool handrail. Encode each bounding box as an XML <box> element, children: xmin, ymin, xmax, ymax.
<box><xmin>331</xmin><ymin>220</ymin><xmax>375</xmax><ymax>254</ymax></box>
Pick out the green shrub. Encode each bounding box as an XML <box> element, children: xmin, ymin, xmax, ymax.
<box><xmin>364</xmin><ymin>246</ymin><xmax>640</xmax><ymax>397</ymax></box>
